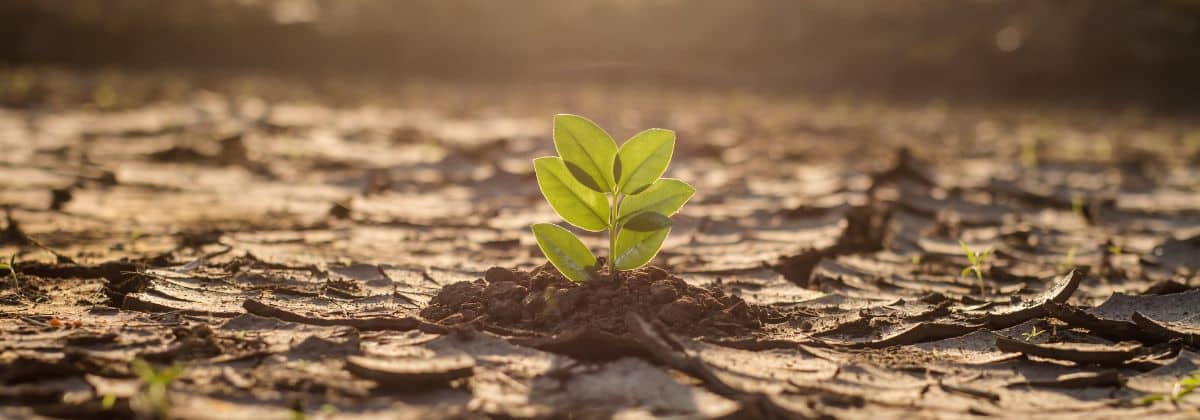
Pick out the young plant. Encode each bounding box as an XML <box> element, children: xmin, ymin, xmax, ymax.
<box><xmin>1022</xmin><ymin>325</ymin><xmax>1045</xmax><ymax>341</ymax></box>
<box><xmin>0</xmin><ymin>254</ymin><xmax>16</xmax><ymax>289</ymax></box>
<box><xmin>959</xmin><ymin>240</ymin><xmax>992</xmax><ymax>294</ymax></box>
<box><xmin>1058</xmin><ymin>244</ymin><xmax>1078</xmax><ymax>271</ymax></box>
<box><xmin>531</xmin><ymin>114</ymin><xmax>694</xmax><ymax>283</ymax></box>
<box><xmin>130</xmin><ymin>358</ymin><xmax>185</xmax><ymax>419</ymax></box>
<box><xmin>1106</xmin><ymin>243</ymin><xmax>1123</xmax><ymax>256</ymax></box>
<box><xmin>1071</xmin><ymin>195</ymin><xmax>1085</xmax><ymax>220</ymax></box>
<box><xmin>1138</xmin><ymin>370</ymin><xmax>1200</xmax><ymax>404</ymax></box>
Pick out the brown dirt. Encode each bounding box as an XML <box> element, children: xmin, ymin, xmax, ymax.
<box><xmin>1</xmin><ymin>70</ymin><xmax>1199</xmax><ymax>419</ymax></box>
<box><xmin>420</xmin><ymin>263</ymin><xmax>781</xmax><ymax>337</ymax></box>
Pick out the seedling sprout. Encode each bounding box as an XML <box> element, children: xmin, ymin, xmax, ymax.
<box><xmin>959</xmin><ymin>240</ymin><xmax>992</xmax><ymax>294</ymax></box>
<box><xmin>531</xmin><ymin>114</ymin><xmax>694</xmax><ymax>282</ymax></box>
<box><xmin>0</xmin><ymin>254</ymin><xmax>16</xmax><ymax>289</ymax></box>
<box><xmin>130</xmin><ymin>358</ymin><xmax>185</xmax><ymax>419</ymax></box>
<box><xmin>1138</xmin><ymin>370</ymin><xmax>1200</xmax><ymax>404</ymax></box>
<box><xmin>1058</xmin><ymin>244</ymin><xmax>1078</xmax><ymax>271</ymax></box>
<box><xmin>1022</xmin><ymin>326</ymin><xmax>1045</xmax><ymax>341</ymax></box>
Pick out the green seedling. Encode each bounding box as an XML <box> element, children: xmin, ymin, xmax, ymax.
<box><xmin>130</xmin><ymin>358</ymin><xmax>185</xmax><ymax>419</ymax></box>
<box><xmin>1107</xmin><ymin>244</ymin><xmax>1123</xmax><ymax>256</ymax></box>
<box><xmin>1020</xmin><ymin>137</ymin><xmax>1038</xmax><ymax>168</ymax></box>
<box><xmin>1138</xmin><ymin>370</ymin><xmax>1200</xmax><ymax>404</ymax></box>
<box><xmin>0</xmin><ymin>254</ymin><xmax>17</xmax><ymax>289</ymax></box>
<box><xmin>532</xmin><ymin>114</ymin><xmax>694</xmax><ymax>282</ymax></box>
<box><xmin>1022</xmin><ymin>326</ymin><xmax>1045</xmax><ymax>341</ymax></box>
<box><xmin>1058</xmin><ymin>245</ymin><xmax>1078</xmax><ymax>272</ymax></box>
<box><xmin>100</xmin><ymin>393</ymin><xmax>117</xmax><ymax>410</ymax></box>
<box><xmin>1071</xmin><ymin>195</ymin><xmax>1085</xmax><ymax>220</ymax></box>
<box><xmin>959</xmin><ymin>240</ymin><xmax>992</xmax><ymax>294</ymax></box>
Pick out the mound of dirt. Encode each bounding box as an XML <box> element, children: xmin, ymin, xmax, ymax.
<box><xmin>420</xmin><ymin>262</ymin><xmax>781</xmax><ymax>337</ymax></box>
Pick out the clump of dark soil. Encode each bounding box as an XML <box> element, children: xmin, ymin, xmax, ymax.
<box><xmin>420</xmin><ymin>262</ymin><xmax>780</xmax><ymax>337</ymax></box>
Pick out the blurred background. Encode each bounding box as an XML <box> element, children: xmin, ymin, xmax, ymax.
<box><xmin>2</xmin><ymin>0</ymin><xmax>1200</xmax><ymax>109</ymax></box>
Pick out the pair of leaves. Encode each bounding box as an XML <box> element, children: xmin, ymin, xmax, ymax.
<box><xmin>532</xmin><ymin>223</ymin><xmax>672</xmax><ymax>283</ymax></box>
<box><xmin>553</xmin><ymin>114</ymin><xmax>674</xmax><ymax>196</ymax></box>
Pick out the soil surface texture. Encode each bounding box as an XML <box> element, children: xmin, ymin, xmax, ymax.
<box><xmin>421</xmin><ymin>264</ymin><xmax>781</xmax><ymax>339</ymax></box>
<box><xmin>1</xmin><ymin>71</ymin><xmax>1199</xmax><ymax>419</ymax></box>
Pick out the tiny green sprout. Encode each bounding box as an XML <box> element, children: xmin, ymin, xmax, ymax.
<box><xmin>100</xmin><ymin>393</ymin><xmax>117</xmax><ymax>410</ymax></box>
<box><xmin>0</xmin><ymin>254</ymin><xmax>17</xmax><ymax>289</ymax></box>
<box><xmin>1058</xmin><ymin>245</ymin><xmax>1078</xmax><ymax>272</ymax></box>
<box><xmin>1020</xmin><ymin>137</ymin><xmax>1038</xmax><ymax>168</ymax></box>
<box><xmin>1022</xmin><ymin>326</ymin><xmax>1045</xmax><ymax>341</ymax></box>
<box><xmin>532</xmin><ymin>114</ymin><xmax>694</xmax><ymax>282</ymax></box>
<box><xmin>1070</xmin><ymin>195</ymin><xmax>1085</xmax><ymax>220</ymax></box>
<box><xmin>958</xmin><ymin>240</ymin><xmax>992</xmax><ymax>294</ymax></box>
<box><xmin>1107</xmin><ymin>244</ymin><xmax>1123</xmax><ymax>256</ymax></box>
<box><xmin>1138</xmin><ymin>370</ymin><xmax>1200</xmax><ymax>404</ymax></box>
<box><xmin>130</xmin><ymin>358</ymin><xmax>185</xmax><ymax>419</ymax></box>
<box><xmin>911</xmin><ymin>254</ymin><xmax>922</xmax><ymax>266</ymax></box>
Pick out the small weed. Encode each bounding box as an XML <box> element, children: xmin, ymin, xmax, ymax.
<box><xmin>0</xmin><ymin>254</ymin><xmax>17</xmax><ymax>289</ymax></box>
<box><xmin>130</xmin><ymin>358</ymin><xmax>185</xmax><ymax>419</ymax></box>
<box><xmin>1022</xmin><ymin>326</ymin><xmax>1046</xmax><ymax>341</ymax></box>
<box><xmin>1107</xmin><ymin>244</ymin><xmax>1123</xmax><ymax>256</ymax></box>
<box><xmin>531</xmin><ymin>114</ymin><xmax>694</xmax><ymax>282</ymax></box>
<box><xmin>911</xmin><ymin>254</ymin><xmax>922</xmax><ymax>266</ymax></box>
<box><xmin>1138</xmin><ymin>370</ymin><xmax>1200</xmax><ymax>404</ymax></box>
<box><xmin>959</xmin><ymin>240</ymin><xmax>992</xmax><ymax>294</ymax></box>
<box><xmin>1020</xmin><ymin>137</ymin><xmax>1038</xmax><ymax>168</ymax></box>
<box><xmin>100</xmin><ymin>393</ymin><xmax>117</xmax><ymax>410</ymax></box>
<box><xmin>1058</xmin><ymin>245</ymin><xmax>1078</xmax><ymax>272</ymax></box>
<box><xmin>1071</xmin><ymin>195</ymin><xmax>1085</xmax><ymax>220</ymax></box>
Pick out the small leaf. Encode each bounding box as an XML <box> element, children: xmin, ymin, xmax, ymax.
<box><xmin>622</xmin><ymin>212</ymin><xmax>672</xmax><ymax>232</ymax></box>
<box><xmin>534</xmin><ymin>157</ymin><xmax>610</xmax><ymax>232</ymax></box>
<box><xmin>959</xmin><ymin>240</ymin><xmax>978</xmax><ymax>266</ymax></box>
<box><xmin>101</xmin><ymin>393</ymin><xmax>116</xmax><ymax>410</ymax></box>
<box><xmin>617</xmin><ymin>179</ymin><xmax>694</xmax><ymax>224</ymax></box>
<box><xmin>613</xmin><ymin>226</ymin><xmax>670</xmax><ymax>270</ymax></box>
<box><xmin>617</xmin><ymin>128</ymin><xmax>675</xmax><ymax>194</ymax></box>
<box><xmin>1138</xmin><ymin>394</ymin><xmax>1166</xmax><ymax>404</ymax></box>
<box><xmin>554</xmin><ymin>114</ymin><xmax>618</xmax><ymax>192</ymax></box>
<box><xmin>960</xmin><ymin>267</ymin><xmax>973</xmax><ymax>279</ymax></box>
<box><xmin>531</xmin><ymin>223</ymin><xmax>597</xmax><ymax>283</ymax></box>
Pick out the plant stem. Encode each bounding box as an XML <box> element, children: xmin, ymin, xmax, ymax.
<box><xmin>608</xmin><ymin>193</ymin><xmax>621</xmax><ymax>274</ymax></box>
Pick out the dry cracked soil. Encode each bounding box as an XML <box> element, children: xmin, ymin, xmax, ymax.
<box><xmin>2</xmin><ymin>72</ymin><xmax>1200</xmax><ymax>419</ymax></box>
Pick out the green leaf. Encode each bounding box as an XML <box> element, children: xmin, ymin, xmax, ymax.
<box><xmin>531</xmin><ymin>223</ymin><xmax>597</xmax><ymax>283</ymax></box>
<box><xmin>622</xmin><ymin>212</ymin><xmax>672</xmax><ymax>232</ymax></box>
<box><xmin>617</xmin><ymin>128</ymin><xmax>674</xmax><ymax>194</ymax></box>
<box><xmin>960</xmin><ymin>267</ymin><xmax>973</xmax><ymax>279</ymax></box>
<box><xmin>1138</xmin><ymin>394</ymin><xmax>1165</xmax><ymax>404</ymax></box>
<box><xmin>553</xmin><ymin>114</ymin><xmax>618</xmax><ymax>193</ymax></box>
<box><xmin>534</xmin><ymin>157</ymin><xmax>610</xmax><ymax>232</ymax></box>
<box><xmin>959</xmin><ymin>240</ymin><xmax>978</xmax><ymax>266</ymax></box>
<box><xmin>617</xmin><ymin>178</ymin><xmax>694</xmax><ymax>225</ymax></box>
<box><xmin>613</xmin><ymin>226</ymin><xmax>670</xmax><ymax>270</ymax></box>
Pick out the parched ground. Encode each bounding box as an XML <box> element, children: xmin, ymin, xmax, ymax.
<box><xmin>2</xmin><ymin>73</ymin><xmax>1200</xmax><ymax>419</ymax></box>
